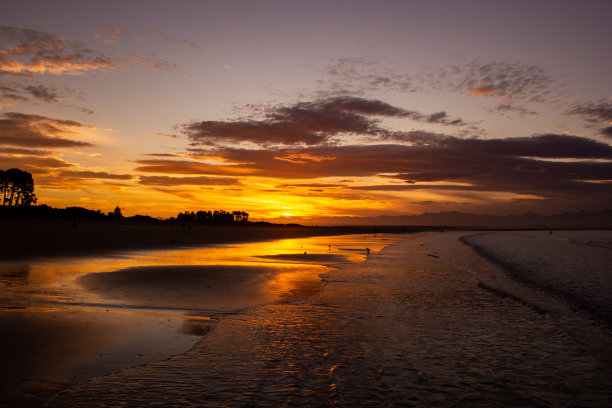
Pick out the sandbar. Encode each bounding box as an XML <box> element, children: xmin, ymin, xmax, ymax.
<box><xmin>77</xmin><ymin>264</ymin><xmax>325</xmax><ymax>311</ymax></box>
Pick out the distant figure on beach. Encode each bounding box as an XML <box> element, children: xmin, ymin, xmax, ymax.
<box><xmin>550</xmin><ymin>230</ymin><xmax>552</xmax><ymax>235</ymax></box>
<box><xmin>366</xmin><ymin>248</ymin><xmax>370</xmax><ymax>255</ymax></box>
<box><xmin>72</xmin><ymin>219</ymin><xmax>77</xmax><ymax>229</ymax></box>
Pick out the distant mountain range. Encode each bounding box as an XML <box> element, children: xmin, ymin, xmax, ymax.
<box><xmin>301</xmin><ymin>209</ymin><xmax>612</xmax><ymax>228</ymax></box>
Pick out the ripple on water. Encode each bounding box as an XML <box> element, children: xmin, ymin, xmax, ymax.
<box><xmin>49</xmin><ymin>233</ymin><xmax>612</xmax><ymax>407</ymax></box>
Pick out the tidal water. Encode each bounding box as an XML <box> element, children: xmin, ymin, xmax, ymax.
<box><xmin>41</xmin><ymin>231</ymin><xmax>611</xmax><ymax>407</ymax></box>
<box><xmin>0</xmin><ymin>233</ymin><xmax>406</xmax><ymax>406</ymax></box>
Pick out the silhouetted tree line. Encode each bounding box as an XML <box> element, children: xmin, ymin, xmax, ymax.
<box><xmin>0</xmin><ymin>168</ymin><xmax>255</xmax><ymax>224</ymax></box>
<box><xmin>0</xmin><ymin>203</ymin><xmax>107</xmax><ymax>218</ymax></box>
<box><xmin>174</xmin><ymin>210</ymin><xmax>249</xmax><ymax>224</ymax></box>
<box><xmin>1</xmin><ymin>168</ymin><xmax>36</xmax><ymax>207</ymax></box>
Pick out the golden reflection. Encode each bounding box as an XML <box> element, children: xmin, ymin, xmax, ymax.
<box><xmin>1</xmin><ymin>233</ymin><xmax>411</xmax><ymax>310</ymax></box>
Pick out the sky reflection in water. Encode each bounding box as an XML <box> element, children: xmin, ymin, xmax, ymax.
<box><xmin>0</xmin><ymin>233</ymin><xmax>409</xmax><ymax>312</ymax></box>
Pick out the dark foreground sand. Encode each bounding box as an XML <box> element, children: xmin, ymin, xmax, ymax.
<box><xmin>0</xmin><ymin>262</ymin><xmax>325</xmax><ymax>407</ymax></box>
<box><xmin>0</xmin><ymin>217</ymin><xmax>395</xmax><ymax>261</ymax></box>
<box><xmin>46</xmin><ymin>231</ymin><xmax>612</xmax><ymax>407</ymax></box>
<box><xmin>0</xmin><ymin>307</ymin><xmax>216</xmax><ymax>408</ymax></box>
<box><xmin>1</xmin><ymin>224</ymin><xmax>382</xmax><ymax>407</ymax></box>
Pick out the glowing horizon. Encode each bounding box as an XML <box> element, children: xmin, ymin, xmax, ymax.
<box><xmin>1</xmin><ymin>1</ymin><xmax>611</xmax><ymax>222</ymax></box>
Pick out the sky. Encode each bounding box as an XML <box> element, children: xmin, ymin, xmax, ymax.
<box><xmin>1</xmin><ymin>0</ymin><xmax>611</xmax><ymax>222</ymax></box>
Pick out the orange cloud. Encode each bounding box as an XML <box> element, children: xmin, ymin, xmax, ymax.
<box><xmin>274</xmin><ymin>152</ymin><xmax>335</xmax><ymax>164</ymax></box>
<box><xmin>468</xmin><ymin>87</ymin><xmax>501</xmax><ymax>95</ymax></box>
<box><xmin>0</xmin><ymin>26</ymin><xmax>118</xmax><ymax>76</ymax></box>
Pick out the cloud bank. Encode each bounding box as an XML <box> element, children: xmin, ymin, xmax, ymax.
<box><xmin>0</xmin><ymin>112</ymin><xmax>92</xmax><ymax>147</ymax></box>
<box><xmin>183</xmin><ymin>96</ymin><xmax>466</xmax><ymax>147</ymax></box>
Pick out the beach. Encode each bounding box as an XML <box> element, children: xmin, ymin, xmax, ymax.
<box><xmin>1</xmin><ymin>226</ymin><xmax>611</xmax><ymax>407</ymax></box>
<box><xmin>0</xmin><ymin>227</ymin><xmax>405</xmax><ymax>407</ymax></box>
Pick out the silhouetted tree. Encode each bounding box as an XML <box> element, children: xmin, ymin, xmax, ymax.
<box><xmin>213</xmin><ymin>210</ymin><xmax>234</xmax><ymax>223</ymax></box>
<box><xmin>195</xmin><ymin>210</ymin><xmax>212</xmax><ymax>222</ymax></box>
<box><xmin>111</xmin><ymin>205</ymin><xmax>124</xmax><ymax>218</ymax></box>
<box><xmin>0</xmin><ymin>168</ymin><xmax>37</xmax><ymax>207</ymax></box>
<box><xmin>232</xmin><ymin>210</ymin><xmax>249</xmax><ymax>222</ymax></box>
<box><xmin>177</xmin><ymin>209</ymin><xmax>249</xmax><ymax>224</ymax></box>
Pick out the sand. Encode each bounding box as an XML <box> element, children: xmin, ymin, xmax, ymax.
<box><xmin>0</xmin><ymin>307</ymin><xmax>214</xmax><ymax>408</ymax></box>
<box><xmin>5</xmin><ymin>226</ymin><xmax>610</xmax><ymax>406</ymax></box>
<box><xmin>47</xmin><ymin>231</ymin><xmax>612</xmax><ymax>407</ymax></box>
<box><xmin>2</xmin><ymin>231</ymin><xmax>411</xmax><ymax>407</ymax></box>
<box><xmin>462</xmin><ymin>230</ymin><xmax>612</xmax><ymax>328</ymax></box>
<box><xmin>77</xmin><ymin>264</ymin><xmax>324</xmax><ymax>311</ymax></box>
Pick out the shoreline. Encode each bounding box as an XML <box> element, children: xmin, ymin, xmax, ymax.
<box><xmin>0</xmin><ymin>231</ymin><xmax>410</xmax><ymax>407</ymax></box>
<box><xmin>0</xmin><ymin>217</ymin><xmax>418</xmax><ymax>261</ymax></box>
<box><xmin>45</xmin><ymin>230</ymin><xmax>612</xmax><ymax>407</ymax></box>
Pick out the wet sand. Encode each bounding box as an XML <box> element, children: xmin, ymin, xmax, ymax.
<box><xmin>462</xmin><ymin>230</ymin><xmax>612</xmax><ymax>328</ymax></box>
<box><xmin>0</xmin><ymin>262</ymin><xmax>325</xmax><ymax>407</ymax></box>
<box><xmin>1</xmin><ymin>233</ymin><xmax>405</xmax><ymax>407</ymax></box>
<box><xmin>77</xmin><ymin>264</ymin><xmax>325</xmax><ymax>311</ymax></box>
<box><xmin>0</xmin><ymin>307</ymin><xmax>215</xmax><ymax>408</ymax></box>
<box><xmin>47</xmin><ymin>232</ymin><xmax>612</xmax><ymax>407</ymax></box>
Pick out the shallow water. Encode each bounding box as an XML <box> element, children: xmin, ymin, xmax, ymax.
<box><xmin>0</xmin><ymin>233</ymin><xmax>397</xmax><ymax>309</ymax></box>
<box><xmin>462</xmin><ymin>230</ymin><xmax>612</xmax><ymax>328</ymax></box>
<box><xmin>0</xmin><ymin>233</ymin><xmax>409</xmax><ymax>407</ymax></box>
<box><xmin>47</xmin><ymin>231</ymin><xmax>612</xmax><ymax>407</ymax></box>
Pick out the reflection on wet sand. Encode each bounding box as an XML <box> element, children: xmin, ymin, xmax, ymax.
<box><xmin>0</xmin><ymin>233</ymin><xmax>407</xmax><ymax>407</ymax></box>
<box><xmin>77</xmin><ymin>264</ymin><xmax>326</xmax><ymax>311</ymax></box>
<box><xmin>48</xmin><ymin>232</ymin><xmax>612</xmax><ymax>408</ymax></box>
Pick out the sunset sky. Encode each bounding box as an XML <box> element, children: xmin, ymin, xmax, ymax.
<box><xmin>1</xmin><ymin>0</ymin><xmax>611</xmax><ymax>222</ymax></box>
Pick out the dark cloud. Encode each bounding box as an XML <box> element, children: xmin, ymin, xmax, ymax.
<box><xmin>0</xmin><ymin>83</ymin><xmax>27</xmax><ymax>102</ymax></box>
<box><xmin>0</xmin><ymin>26</ymin><xmax>117</xmax><ymax>76</ymax></box>
<box><xmin>58</xmin><ymin>170</ymin><xmax>134</xmax><ymax>180</ymax></box>
<box><xmin>1</xmin><ymin>26</ymin><xmax>176</xmax><ymax>77</ymax></box>
<box><xmin>276</xmin><ymin>183</ymin><xmax>346</xmax><ymax>188</ymax></box>
<box><xmin>442</xmin><ymin>61</ymin><xmax>555</xmax><ymax>102</ymax></box>
<box><xmin>488</xmin><ymin>103</ymin><xmax>538</xmax><ymax>117</ymax></box>
<box><xmin>567</xmin><ymin>99</ymin><xmax>612</xmax><ymax>123</ymax></box>
<box><xmin>0</xmin><ymin>112</ymin><xmax>92</xmax><ymax>148</ymax></box>
<box><xmin>322</xmin><ymin>58</ymin><xmax>557</xmax><ymax>103</ymax></box>
<box><xmin>388</xmin><ymin>132</ymin><xmax>611</xmax><ymax>159</ymax></box>
<box><xmin>324</xmin><ymin>57</ymin><xmax>418</xmax><ymax>94</ymax></box>
<box><xmin>184</xmin><ymin>97</ymin><xmax>466</xmax><ymax>147</ymax></box>
<box><xmin>0</xmin><ymin>154</ymin><xmax>73</xmax><ymax>171</ymax></box>
<box><xmin>130</xmin><ymin>55</ymin><xmax>180</xmax><ymax>73</ymax></box>
<box><xmin>1</xmin><ymin>81</ymin><xmax>67</xmax><ymax>105</ymax></box>
<box><xmin>601</xmin><ymin>126</ymin><xmax>612</xmax><ymax>139</ymax></box>
<box><xmin>146</xmin><ymin>153</ymin><xmax>181</xmax><ymax>157</ymax></box>
<box><xmin>138</xmin><ymin>133</ymin><xmax>612</xmax><ymax>203</ymax></box>
<box><xmin>24</xmin><ymin>84</ymin><xmax>58</xmax><ymax>102</ymax></box>
<box><xmin>138</xmin><ymin>175</ymin><xmax>241</xmax><ymax>186</ymax></box>
<box><xmin>134</xmin><ymin>159</ymin><xmax>249</xmax><ymax>175</ymax></box>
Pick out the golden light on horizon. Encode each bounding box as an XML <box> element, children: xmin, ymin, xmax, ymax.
<box><xmin>0</xmin><ymin>4</ymin><xmax>610</xmax><ymax>223</ymax></box>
